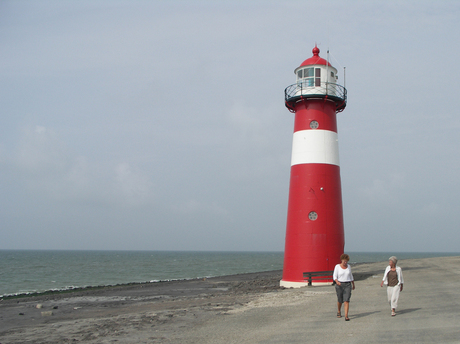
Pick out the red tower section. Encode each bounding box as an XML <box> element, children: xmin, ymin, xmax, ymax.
<box><xmin>281</xmin><ymin>46</ymin><xmax>347</xmax><ymax>287</ymax></box>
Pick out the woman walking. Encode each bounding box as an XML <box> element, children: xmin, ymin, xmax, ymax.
<box><xmin>333</xmin><ymin>254</ymin><xmax>355</xmax><ymax>321</ymax></box>
<box><xmin>380</xmin><ymin>256</ymin><xmax>404</xmax><ymax>316</ymax></box>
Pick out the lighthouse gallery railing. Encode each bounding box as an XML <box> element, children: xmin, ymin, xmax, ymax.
<box><xmin>284</xmin><ymin>81</ymin><xmax>347</xmax><ymax>113</ymax></box>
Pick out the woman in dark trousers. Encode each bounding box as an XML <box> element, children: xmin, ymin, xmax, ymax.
<box><xmin>333</xmin><ymin>254</ymin><xmax>355</xmax><ymax>321</ymax></box>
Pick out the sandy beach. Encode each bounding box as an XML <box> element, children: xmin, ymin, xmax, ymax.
<box><xmin>1</xmin><ymin>256</ymin><xmax>459</xmax><ymax>343</ymax></box>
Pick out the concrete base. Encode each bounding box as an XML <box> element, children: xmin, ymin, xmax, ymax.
<box><xmin>280</xmin><ymin>280</ymin><xmax>332</xmax><ymax>288</ymax></box>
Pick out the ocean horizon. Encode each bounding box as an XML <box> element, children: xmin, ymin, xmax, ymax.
<box><xmin>1</xmin><ymin>250</ymin><xmax>458</xmax><ymax>298</ymax></box>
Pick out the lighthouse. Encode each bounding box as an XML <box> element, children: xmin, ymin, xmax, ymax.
<box><xmin>280</xmin><ymin>46</ymin><xmax>347</xmax><ymax>288</ymax></box>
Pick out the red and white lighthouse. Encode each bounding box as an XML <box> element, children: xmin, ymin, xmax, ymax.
<box><xmin>280</xmin><ymin>45</ymin><xmax>347</xmax><ymax>288</ymax></box>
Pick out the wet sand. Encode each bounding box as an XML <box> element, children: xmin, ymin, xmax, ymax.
<box><xmin>0</xmin><ymin>270</ymin><xmax>284</xmax><ymax>343</ymax></box>
<box><xmin>1</xmin><ymin>257</ymin><xmax>459</xmax><ymax>343</ymax></box>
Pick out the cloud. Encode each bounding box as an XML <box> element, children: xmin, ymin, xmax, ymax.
<box><xmin>16</xmin><ymin>125</ymin><xmax>68</xmax><ymax>174</ymax></box>
<box><xmin>11</xmin><ymin>125</ymin><xmax>155</xmax><ymax>208</ymax></box>
<box><xmin>113</xmin><ymin>162</ymin><xmax>153</xmax><ymax>207</ymax></box>
<box><xmin>173</xmin><ymin>199</ymin><xmax>229</xmax><ymax>217</ymax></box>
<box><xmin>359</xmin><ymin>173</ymin><xmax>406</xmax><ymax>205</ymax></box>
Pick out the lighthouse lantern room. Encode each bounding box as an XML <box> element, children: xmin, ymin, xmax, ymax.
<box><xmin>281</xmin><ymin>45</ymin><xmax>347</xmax><ymax>288</ymax></box>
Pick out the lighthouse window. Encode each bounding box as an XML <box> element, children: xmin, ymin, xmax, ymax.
<box><xmin>303</xmin><ymin>68</ymin><xmax>314</xmax><ymax>86</ymax></box>
<box><xmin>297</xmin><ymin>67</ymin><xmax>321</xmax><ymax>87</ymax></box>
<box><xmin>315</xmin><ymin>68</ymin><xmax>321</xmax><ymax>87</ymax></box>
<box><xmin>304</xmin><ymin>68</ymin><xmax>314</xmax><ymax>77</ymax></box>
<box><xmin>305</xmin><ymin>78</ymin><xmax>314</xmax><ymax>86</ymax></box>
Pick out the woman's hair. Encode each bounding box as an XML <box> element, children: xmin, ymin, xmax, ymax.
<box><xmin>389</xmin><ymin>256</ymin><xmax>398</xmax><ymax>265</ymax></box>
<box><xmin>340</xmin><ymin>254</ymin><xmax>350</xmax><ymax>261</ymax></box>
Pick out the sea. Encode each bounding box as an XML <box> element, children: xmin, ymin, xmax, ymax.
<box><xmin>1</xmin><ymin>250</ymin><xmax>458</xmax><ymax>298</ymax></box>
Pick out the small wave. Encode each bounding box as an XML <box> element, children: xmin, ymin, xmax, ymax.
<box><xmin>0</xmin><ymin>277</ymin><xmax>195</xmax><ymax>299</ymax></box>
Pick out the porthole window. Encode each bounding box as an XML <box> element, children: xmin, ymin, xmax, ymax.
<box><xmin>310</xmin><ymin>120</ymin><xmax>319</xmax><ymax>129</ymax></box>
<box><xmin>308</xmin><ymin>211</ymin><xmax>318</xmax><ymax>221</ymax></box>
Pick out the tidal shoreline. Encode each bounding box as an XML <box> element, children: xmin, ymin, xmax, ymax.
<box><xmin>0</xmin><ymin>270</ymin><xmax>283</xmax><ymax>336</ymax></box>
<box><xmin>1</xmin><ymin>261</ymin><xmax>378</xmax><ymax>301</ymax></box>
<box><xmin>1</xmin><ymin>269</ymin><xmax>284</xmax><ymax>300</ymax></box>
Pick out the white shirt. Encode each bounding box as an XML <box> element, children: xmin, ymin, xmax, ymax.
<box><xmin>333</xmin><ymin>264</ymin><xmax>354</xmax><ymax>282</ymax></box>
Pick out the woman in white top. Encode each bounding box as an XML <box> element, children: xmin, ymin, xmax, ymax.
<box><xmin>333</xmin><ymin>254</ymin><xmax>355</xmax><ymax>321</ymax></box>
<box><xmin>380</xmin><ymin>256</ymin><xmax>404</xmax><ymax>316</ymax></box>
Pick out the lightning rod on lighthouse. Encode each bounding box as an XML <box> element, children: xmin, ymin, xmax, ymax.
<box><xmin>280</xmin><ymin>45</ymin><xmax>347</xmax><ymax>288</ymax></box>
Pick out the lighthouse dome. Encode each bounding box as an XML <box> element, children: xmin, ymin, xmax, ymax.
<box><xmin>294</xmin><ymin>46</ymin><xmax>337</xmax><ymax>82</ymax></box>
<box><xmin>299</xmin><ymin>46</ymin><xmax>331</xmax><ymax>67</ymax></box>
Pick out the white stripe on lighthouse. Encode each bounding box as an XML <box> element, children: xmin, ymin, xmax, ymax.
<box><xmin>291</xmin><ymin>129</ymin><xmax>340</xmax><ymax>166</ymax></box>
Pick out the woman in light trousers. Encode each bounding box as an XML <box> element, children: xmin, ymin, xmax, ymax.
<box><xmin>380</xmin><ymin>256</ymin><xmax>404</xmax><ymax>316</ymax></box>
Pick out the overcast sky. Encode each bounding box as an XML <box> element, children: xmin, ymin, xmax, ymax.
<box><xmin>1</xmin><ymin>0</ymin><xmax>459</xmax><ymax>252</ymax></box>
